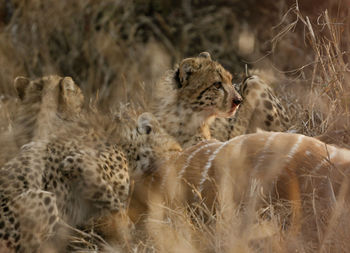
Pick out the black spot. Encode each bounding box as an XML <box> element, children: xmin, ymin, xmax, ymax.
<box><xmin>119</xmin><ymin>174</ymin><xmax>124</xmax><ymax>179</ymax></box>
<box><xmin>267</xmin><ymin>114</ymin><xmax>274</xmax><ymax>121</ymax></box>
<box><xmin>67</xmin><ymin>158</ymin><xmax>74</xmax><ymax>163</ymax></box>
<box><xmin>49</xmin><ymin>215</ymin><xmax>56</xmax><ymax>225</ymax></box>
<box><xmin>44</xmin><ymin>197</ymin><xmax>51</xmax><ymax>205</ymax></box>
<box><xmin>265</xmin><ymin>121</ymin><xmax>271</xmax><ymax>127</ymax></box>
<box><xmin>14</xmin><ymin>222</ymin><xmax>20</xmax><ymax>229</ymax></box>
<box><xmin>9</xmin><ymin>217</ymin><xmax>14</xmax><ymax>224</ymax></box>
<box><xmin>0</xmin><ymin>221</ymin><xmax>4</xmax><ymax>229</ymax></box>
<box><xmin>14</xmin><ymin>234</ymin><xmax>20</xmax><ymax>242</ymax></box>
<box><xmin>116</xmin><ymin>156</ymin><xmax>122</xmax><ymax>161</ymax></box>
<box><xmin>264</xmin><ymin>100</ymin><xmax>273</xmax><ymax>110</ymax></box>
<box><xmin>4</xmin><ymin>233</ymin><xmax>9</xmax><ymax>240</ymax></box>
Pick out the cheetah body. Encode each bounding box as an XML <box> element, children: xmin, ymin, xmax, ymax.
<box><xmin>210</xmin><ymin>74</ymin><xmax>290</xmax><ymax>141</ymax></box>
<box><xmin>0</xmin><ymin>76</ymin><xmax>181</xmax><ymax>252</ymax></box>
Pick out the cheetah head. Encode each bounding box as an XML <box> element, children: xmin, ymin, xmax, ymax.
<box><xmin>115</xmin><ymin>111</ymin><xmax>182</xmax><ymax>178</ymax></box>
<box><xmin>14</xmin><ymin>75</ymin><xmax>84</xmax><ymax>118</ymax></box>
<box><xmin>175</xmin><ymin>52</ymin><xmax>242</xmax><ymax>118</ymax></box>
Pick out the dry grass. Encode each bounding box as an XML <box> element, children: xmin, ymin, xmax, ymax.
<box><xmin>0</xmin><ymin>0</ymin><xmax>349</xmax><ymax>252</ymax></box>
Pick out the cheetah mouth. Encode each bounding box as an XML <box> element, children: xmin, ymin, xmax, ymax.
<box><xmin>228</xmin><ymin>103</ymin><xmax>240</xmax><ymax>115</ymax></box>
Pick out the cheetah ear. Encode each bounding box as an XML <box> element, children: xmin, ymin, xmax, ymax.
<box><xmin>59</xmin><ymin>76</ymin><xmax>84</xmax><ymax>114</ymax></box>
<box><xmin>137</xmin><ymin>112</ymin><xmax>155</xmax><ymax>135</ymax></box>
<box><xmin>198</xmin><ymin>51</ymin><xmax>211</xmax><ymax>60</ymax></box>
<box><xmin>60</xmin><ymin>76</ymin><xmax>82</xmax><ymax>102</ymax></box>
<box><xmin>14</xmin><ymin>76</ymin><xmax>30</xmax><ymax>100</ymax></box>
<box><xmin>177</xmin><ymin>58</ymin><xmax>199</xmax><ymax>89</ymax></box>
<box><xmin>61</xmin><ymin>77</ymin><xmax>76</xmax><ymax>92</ymax></box>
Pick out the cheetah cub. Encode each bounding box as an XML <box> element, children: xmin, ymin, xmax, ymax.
<box><xmin>151</xmin><ymin>52</ymin><xmax>242</xmax><ymax>148</ymax></box>
<box><xmin>0</xmin><ymin>76</ymin><xmax>181</xmax><ymax>252</ymax></box>
<box><xmin>210</xmin><ymin>74</ymin><xmax>291</xmax><ymax>141</ymax></box>
<box><xmin>0</xmin><ymin>76</ymin><xmax>84</xmax><ymax>166</ymax></box>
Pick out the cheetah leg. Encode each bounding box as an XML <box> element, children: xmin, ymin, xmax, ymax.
<box><xmin>9</xmin><ymin>190</ymin><xmax>59</xmax><ymax>253</ymax></box>
<box><xmin>229</xmin><ymin>102</ymin><xmax>254</xmax><ymax>138</ymax></box>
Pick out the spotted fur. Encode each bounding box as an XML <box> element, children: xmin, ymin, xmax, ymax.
<box><xmin>0</xmin><ymin>76</ymin><xmax>84</xmax><ymax>166</ymax></box>
<box><xmin>0</xmin><ymin>76</ymin><xmax>181</xmax><ymax>252</ymax></box>
<box><xmin>210</xmin><ymin>74</ymin><xmax>290</xmax><ymax>141</ymax></box>
<box><xmin>151</xmin><ymin>52</ymin><xmax>242</xmax><ymax>148</ymax></box>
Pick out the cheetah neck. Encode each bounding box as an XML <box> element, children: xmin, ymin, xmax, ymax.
<box><xmin>151</xmin><ymin>71</ymin><xmax>212</xmax><ymax>148</ymax></box>
<box><xmin>154</xmin><ymin>99</ymin><xmax>211</xmax><ymax>148</ymax></box>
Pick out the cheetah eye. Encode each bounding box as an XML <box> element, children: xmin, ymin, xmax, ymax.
<box><xmin>137</xmin><ymin>125</ymin><xmax>152</xmax><ymax>135</ymax></box>
<box><xmin>144</xmin><ymin>125</ymin><xmax>152</xmax><ymax>135</ymax></box>
<box><xmin>213</xmin><ymin>81</ymin><xmax>222</xmax><ymax>89</ymax></box>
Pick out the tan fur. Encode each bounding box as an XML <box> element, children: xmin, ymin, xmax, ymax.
<box><xmin>0</xmin><ymin>75</ymin><xmax>182</xmax><ymax>252</ymax></box>
<box><xmin>0</xmin><ymin>76</ymin><xmax>84</xmax><ymax>166</ymax></box>
<box><xmin>129</xmin><ymin>132</ymin><xmax>350</xmax><ymax>243</ymax></box>
<box><xmin>210</xmin><ymin>74</ymin><xmax>290</xmax><ymax>141</ymax></box>
<box><xmin>151</xmin><ymin>52</ymin><xmax>242</xmax><ymax>148</ymax></box>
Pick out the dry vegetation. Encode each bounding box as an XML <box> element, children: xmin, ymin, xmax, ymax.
<box><xmin>0</xmin><ymin>0</ymin><xmax>350</xmax><ymax>252</ymax></box>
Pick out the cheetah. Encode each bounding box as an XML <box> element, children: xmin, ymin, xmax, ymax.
<box><xmin>210</xmin><ymin>74</ymin><xmax>291</xmax><ymax>141</ymax></box>
<box><xmin>0</xmin><ymin>75</ymin><xmax>84</xmax><ymax>166</ymax></box>
<box><xmin>12</xmin><ymin>75</ymin><xmax>84</xmax><ymax>147</ymax></box>
<box><xmin>0</xmin><ymin>76</ymin><xmax>181</xmax><ymax>252</ymax></box>
<box><xmin>151</xmin><ymin>52</ymin><xmax>242</xmax><ymax>148</ymax></box>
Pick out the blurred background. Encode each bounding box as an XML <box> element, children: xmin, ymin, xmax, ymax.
<box><xmin>0</xmin><ymin>0</ymin><xmax>349</xmax><ymax>141</ymax></box>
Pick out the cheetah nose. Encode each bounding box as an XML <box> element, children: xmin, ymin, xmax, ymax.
<box><xmin>233</xmin><ymin>97</ymin><xmax>242</xmax><ymax>105</ymax></box>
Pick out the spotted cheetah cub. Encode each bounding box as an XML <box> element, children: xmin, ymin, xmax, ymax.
<box><xmin>0</xmin><ymin>76</ymin><xmax>181</xmax><ymax>252</ymax></box>
<box><xmin>0</xmin><ymin>76</ymin><xmax>84</xmax><ymax>166</ymax></box>
<box><xmin>210</xmin><ymin>74</ymin><xmax>290</xmax><ymax>141</ymax></box>
<box><xmin>151</xmin><ymin>52</ymin><xmax>242</xmax><ymax>148</ymax></box>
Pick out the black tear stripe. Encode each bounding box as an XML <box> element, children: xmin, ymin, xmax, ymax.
<box><xmin>196</xmin><ymin>85</ymin><xmax>212</xmax><ymax>100</ymax></box>
<box><xmin>174</xmin><ymin>68</ymin><xmax>182</xmax><ymax>89</ymax></box>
